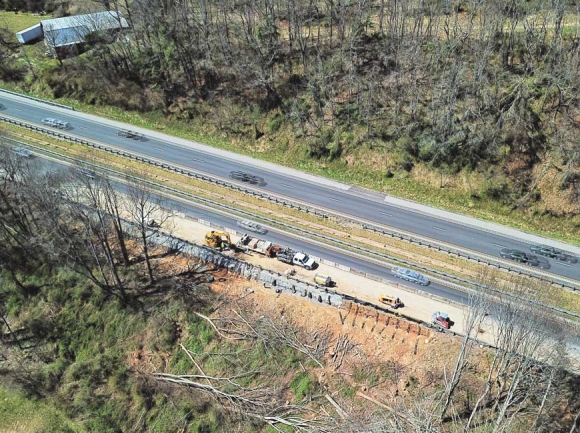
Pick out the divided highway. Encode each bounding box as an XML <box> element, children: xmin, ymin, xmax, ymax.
<box><xmin>32</xmin><ymin>156</ymin><xmax>470</xmax><ymax>305</ymax></box>
<box><xmin>1</xmin><ymin>91</ymin><xmax>579</xmax><ymax>283</ymax></box>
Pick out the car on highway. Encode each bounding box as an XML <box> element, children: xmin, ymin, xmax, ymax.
<box><xmin>529</xmin><ymin>245</ymin><xmax>578</xmax><ymax>264</ymax></box>
<box><xmin>229</xmin><ymin>170</ymin><xmax>261</xmax><ymax>185</ymax></box>
<box><xmin>41</xmin><ymin>117</ymin><xmax>70</xmax><ymax>129</ymax></box>
<box><xmin>555</xmin><ymin>252</ymin><xmax>578</xmax><ymax>264</ymax></box>
<box><xmin>237</xmin><ymin>219</ymin><xmax>268</xmax><ymax>235</ymax></box>
<box><xmin>500</xmin><ymin>248</ymin><xmax>540</xmax><ymax>266</ymax></box>
<box><xmin>391</xmin><ymin>267</ymin><xmax>430</xmax><ymax>286</ymax></box>
<box><xmin>71</xmin><ymin>167</ymin><xmax>98</xmax><ymax>180</ymax></box>
<box><xmin>117</xmin><ymin>129</ymin><xmax>144</xmax><ymax>140</ymax></box>
<box><xmin>529</xmin><ymin>245</ymin><xmax>559</xmax><ymax>258</ymax></box>
<box><xmin>500</xmin><ymin>248</ymin><xmax>528</xmax><ymax>262</ymax></box>
<box><xmin>11</xmin><ymin>147</ymin><xmax>33</xmax><ymax>158</ymax></box>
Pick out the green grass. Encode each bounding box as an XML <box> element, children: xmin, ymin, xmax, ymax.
<box><xmin>290</xmin><ymin>371</ymin><xmax>317</xmax><ymax>400</ymax></box>
<box><xmin>0</xmin><ymin>11</ymin><xmax>50</xmax><ymax>41</ymax></box>
<box><xmin>0</xmin><ymin>385</ymin><xmax>82</xmax><ymax>433</ymax></box>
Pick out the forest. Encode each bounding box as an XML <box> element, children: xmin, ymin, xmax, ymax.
<box><xmin>0</xmin><ymin>0</ymin><xmax>579</xmax><ymax>234</ymax></box>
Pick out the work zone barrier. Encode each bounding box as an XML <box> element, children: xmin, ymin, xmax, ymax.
<box><xmin>1</xmin><ymin>113</ymin><xmax>578</xmax><ymax>292</ymax></box>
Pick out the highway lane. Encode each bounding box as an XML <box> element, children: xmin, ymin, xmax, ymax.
<box><xmin>28</xmin><ymin>155</ymin><xmax>470</xmax><ymax>305</ymax></box>
<box><xmin>172</xmin><ymin>200</ymin><xmax>470</xmax><ymax>305</ymax></box>
<box><xmin>12</xmin><ymin>158</ymin><xmax>580</xmax><ymax>368</ymax></box>
<box><xmin>2</xmin><ymin>93</ymin><xmax>579</xmax><ymax>282</ymax></box>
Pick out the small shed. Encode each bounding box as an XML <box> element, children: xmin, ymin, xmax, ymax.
<box><xmin>41</xmin><ymin>11</ymin><xmax>130</xmax><ymax>48</ymax></box>
<box><xmin>16</xmin><ymin>23</ymin><xmax>43</xmax><ymax>44</ymax></box>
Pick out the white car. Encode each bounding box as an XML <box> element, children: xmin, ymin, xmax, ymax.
<box><xmin>41</xmin><ymin>117</ymin><xmax>70</xmax><ymax>129</ymax></box>
<box><xmin>12</xmin><ymin>147</ymin><xmax>33</xmax><ymax>158</ymax></box>
<box><xmin>236</xmin><ymin>219</ymin><xmax>268</xmax><ymax>235</ymax></box>
<box><xmin>391</xmin><ymin>267</ymin><xmax>430</xmax><ymax>286</ymax></box>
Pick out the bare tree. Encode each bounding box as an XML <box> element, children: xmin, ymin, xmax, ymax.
<box><xmin>464</xmin><ymin>279</ymin><xmax>571</xmax><ymax>432</ymax></box>
<box><xmin>438</xmin><ymin>292</ymin><xmax>493</xmax><ymax>421</ymax></box>
<box><xmin>124</xmin><ymin>178</ymin><xmax>173</xmax><ymax>284</ymax></box>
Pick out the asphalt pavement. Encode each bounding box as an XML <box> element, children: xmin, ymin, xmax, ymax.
<box><xmin>24</xmin><ymin>155</ymin><xmax>470</xmax><ymax>305</ymax></box>
<box><xmin>1</xmin><ymin>91</ymin><xmax>579</xmax><ymax>283</ymax></box>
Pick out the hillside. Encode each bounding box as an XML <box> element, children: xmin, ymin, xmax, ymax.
<box><xmin>0</xmin><ymin>138</ymin><xmax>579</xmax><ymax>432</ymax></box>
<box><xmin>0</xmin><ymin>1</ymin><xmax>579</xmax><ymax>242</ymax></box>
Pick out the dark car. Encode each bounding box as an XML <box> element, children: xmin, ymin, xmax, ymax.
<box><xmin>117</xmin><ymin>129</ymin><xmax>144</xmax><ymax>140</ymax></box>
<box><xmin>529</xmin><ymin>245</ymin><xmax>559</xmax><ymax>258</ymax></box>
<box><xmin>500</xmin><ymin>248</ymin><xmax>531</xmax><ymax>263</ymax></box>
<box><xmin>555</xmin><ymin>252</ymin><xmax>578</xmax><ymax>264</ymax></box>
<box><xmin>230</xmin><ymin>171</ymin><xmax>260</xmax><ymax>184</ymax></box>
<box><xmin>530</xmin><ymin>244</ymin><xmax>578</xmax><ymax>264</ymax></box>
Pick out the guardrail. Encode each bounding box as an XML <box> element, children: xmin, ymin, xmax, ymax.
<box><xmin>0</xmin><ymin>88</ymin><xmax>74</xmax><ymax>111</ymax></box>
<box><xmin>1</xmin><ymin>113</ymin><xmax>578</xmax><ymax>292</ymax></box>
<box><xmin>6</xmin><ymin>137</ymin><xmax>580</xmax><ymax>323</ymax></box>
<box><xmin>139</xmin><ymin>219</ymin><xmax>560</xmax><ymax>357</ymax></box>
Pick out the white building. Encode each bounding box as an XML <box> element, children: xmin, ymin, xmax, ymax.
<box><xmin>16</xmin><ymin>11</ymin><xmax>130</xmax><ymax>48</ymax></box>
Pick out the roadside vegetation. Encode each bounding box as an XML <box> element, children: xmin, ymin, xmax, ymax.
<box><xmin>0</xmin><ymin>136</ymin><xmax>579</xmax><ymax>431</ymax></box>
<box><xmin>0</xmin><ymin>1</ymin><xmax>579</xmax><ymax>243</ymax></box>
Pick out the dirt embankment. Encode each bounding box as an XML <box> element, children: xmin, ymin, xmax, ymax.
<box><xmin>207</xmin><ymin>276</ymin><xmax>465</xmax><ymax>411</ymax></box>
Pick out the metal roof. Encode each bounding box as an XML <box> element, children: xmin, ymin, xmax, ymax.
<box><xmin>41</xmin><ymin>11</ymin><xmax>129</xmax><ymax>32</ymax></box>
<box><xmin>41</xmin><ymin>11</ymin><xmax>129</xmax><ymax>47</ymax></box>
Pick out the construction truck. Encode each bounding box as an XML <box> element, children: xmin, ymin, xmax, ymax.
<box><xmin>236</xmin><ymin>234</ymin><xmax>276</xmax><ymax>256</ymax></box>
<box><xmin>378</xmin><ymin>294</ymin><xmax>404</xmax><ymax>309</ymax></box>
<box><xmin>276</xmin><ymin>248</ymin><xmax>316</xmax><ymax>270</ymax></box>
<box><xmin>432</xmin><ymin>311</ymin><xmax>451</xmax><ymax>331</ymax></box>
<box><xmin>205</xmin><ymin>231</ymin><xmax>232</xmax><ymax>251</ymax></box>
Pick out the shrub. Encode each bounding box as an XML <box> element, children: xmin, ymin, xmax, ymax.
<box><xmin>290</xmin><ymin>371</ymin><xmax>317</xmax><ymax>401</ymax></box>
<box><xmin>268</xmin><ymin>114</ymin><xmax>284</xmax><ymax>133</ymax></box>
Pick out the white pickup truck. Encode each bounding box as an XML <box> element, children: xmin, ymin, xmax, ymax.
<box><xmin>277</xmin><ymin>249</ymin><xmax>316</xmax><ymax>270</ymax></box>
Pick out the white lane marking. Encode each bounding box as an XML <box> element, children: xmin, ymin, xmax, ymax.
<box><xmin>432</xmin><ymin>226</ymin><xmax>447</xmax><ymax>232</ymax></box>
<box><xmin>556</xmin><ymin>262</ymin><xmax>571</xmax><ymax>267</ymax></box>
<box><xmin>493</xmin><ymin>243</ymin><xmax>506</xmax><ymax>248</ymax></box>
<box><xmin>191</xmin><ymin>158</ymin><xmax>204</xmax><ymax>163</ymax></box>
<box><xmin>379</xmin><ymin>211</ymin><xmax>393</xmax><ymax>217</ymax></box>
<box><xmin>14</xmin><ymin>108</ymin><xmax>22</xmax><ymax>111</ymax></box>
<box><xmin>280</xmin><ymin>183</ymin><xmax>292</xmax><ymax>188</ymax></box>
<box><xmin>80</xmin><ymin>126</ymin><xmax>89</xmax><ymax>130</ymax></box>
<box><xmin>328</xmin><ymin>197</ymin><xmax>341</xmax><ymax>202</ymax></box>
<box><xmin>153</xmin><ymin>147</ymin><xmax>164</xmax><ymax>152</ymax></box>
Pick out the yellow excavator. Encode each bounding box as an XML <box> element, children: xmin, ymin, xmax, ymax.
<box><xmin>205</xmin><ymin>231</ymin><xmax>232</xmax><ymax>251</ymax></box>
